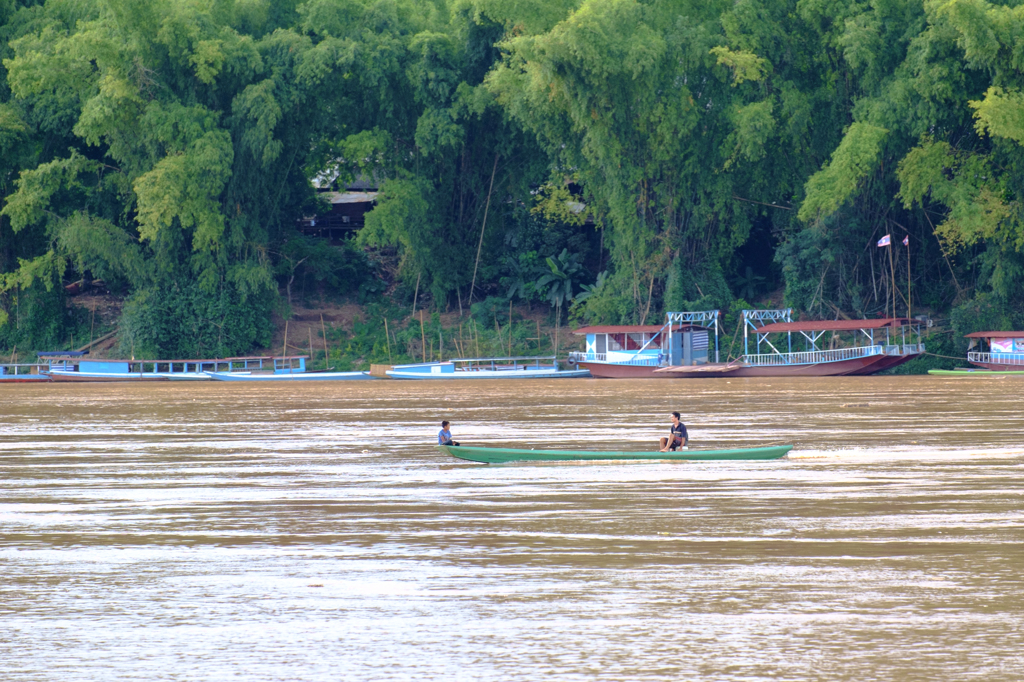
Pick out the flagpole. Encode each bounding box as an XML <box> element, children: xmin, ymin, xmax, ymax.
<box><xmin>906</xmin><ymin>237</ymin><xmax>911</xmax><ymax>321</ymax></box>
<box><xmin>888</xmin><ymin>240</ymin><xmax>896</xmax><ymax>321</ymax></box>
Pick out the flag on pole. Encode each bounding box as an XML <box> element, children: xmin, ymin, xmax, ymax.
<box><xmin>877</xmin><ymin>234</ymin><xmax>891</xmax><ymax>247</ymax></box>
<box><xmin>903</xmin><ymin>235</ymin><xmax>909</xmax><ymax>246</ymax></box>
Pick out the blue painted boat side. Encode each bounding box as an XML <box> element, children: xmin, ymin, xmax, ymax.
<box><xmin>388</xmin><ymin>362</ymin><xmax>455</xmax><ymax>375</ymax></box>
<box><xmin>80</xmin><ymin>360</ymin><xmax>131</xmax><ymax>373</ymax></box>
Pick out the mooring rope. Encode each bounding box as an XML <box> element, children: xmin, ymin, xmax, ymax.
<box><xmin>924</xmin><ymin>351</ymin><xmax>968</xmax><ymax>361</ymax></box>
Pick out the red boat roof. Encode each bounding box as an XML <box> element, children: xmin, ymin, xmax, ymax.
<box><xmin>572</xmin><ymin>324</ymin><xmax>707</xmax><ymax>335</ymax></box>
<box><xmin>754</xmin><ymin>318</ymin><xmax>911</xmax><ymax>333</ymax></box>
<box><xmin>964</xmin><ymin>331</ymin><xmax>1024</xmax><ymax>338</ymax></box>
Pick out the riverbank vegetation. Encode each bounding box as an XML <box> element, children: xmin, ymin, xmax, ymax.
<box><xmin>2</xmin><ymin>0</ymin><xmax>1024</xmax><ymax>366</ymax></box>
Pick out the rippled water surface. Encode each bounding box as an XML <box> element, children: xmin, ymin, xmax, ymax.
<box><xmin>2</xmin><ymin>376</ymin><xmax>1023</xmax><ymax>681</ymax></box>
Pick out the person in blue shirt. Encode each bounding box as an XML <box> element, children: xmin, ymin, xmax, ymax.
<box><xmin>438</xmin><ymin>420</ymin><xmax>459</xmax><ymax>446</ymax></box>
<box><xmin>659</xmin><ymin>412</ymin><xmax>688</xmax><ymax>452</ymax></box>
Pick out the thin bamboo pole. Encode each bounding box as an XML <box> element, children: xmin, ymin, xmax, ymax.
<box><xmin>412</xmin><ymin>272</ymin><xmax>421</xmax><ymax>316</ymax></box>
<box><xmin>420</xmin><ymin>310</ymin><xmax>426</xmax><ymax>362</ymax></box>
<box><xmin>309</xmin><ymin>327</ymin><xmax>313</xmax><ymax>367</ymax></box>
<box><xmin>509</xmin><ymin>300</ymin><xmax>513</xmax><ymax>357</ymax></box>
<box><xmin>282</xmin><ymin>320</ymin><xmax>288</xmax><ymax>359</ymax></box>
<box><xmin>321</xmin><ymin>314</ymin><xmax>329</xmax><ymax>369</ymax></box>
<box><xmin>906</xmin><ymin>238</ymin><xmax>912</xmax><ymax>320</ymax></box>
<box><xmin>383</xmin><ymin>317</ymin><xmax>393</xmax><ymax>364</ymax></box>
<box><xmin>469</xmin><ymin>152</ymin><xmax>500</xmax><ymax>306</ymax></box>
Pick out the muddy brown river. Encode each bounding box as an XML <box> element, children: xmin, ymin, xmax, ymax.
<box><xmin>1</xmin><ymin>376</ymin><xmax>1022</xmax><ymax>680</ymax></box>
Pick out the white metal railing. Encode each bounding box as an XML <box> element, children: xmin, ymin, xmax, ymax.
<box><xmin>568</xmin><ymin>352</ymin><xmax>662</xmax><ymax>366</ymax></box>
<box><xmin>969</xmin><ymin>351</ymin><xmax>1024</xmax><ymax>366</ymax></box>
<box><xmin>741</xmin><ymin>345</ymin><xmax>884</xmax><ymax>366</ymax></box>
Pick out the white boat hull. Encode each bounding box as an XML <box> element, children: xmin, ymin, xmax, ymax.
<box><xmin>205</xmin><ymin>371</ymin><xmax>377</xmax><ymax>381</ymax></box>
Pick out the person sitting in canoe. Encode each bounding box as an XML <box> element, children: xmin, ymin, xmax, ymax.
<box><xmin>659</xmin><ymin>412</ymin><xmax>688</xmax><ymax>452</ymax></box>
<box><xmin>438</xmin><ymin>420</ymin><xmax>459</xmax><ymax>447</ymax></box>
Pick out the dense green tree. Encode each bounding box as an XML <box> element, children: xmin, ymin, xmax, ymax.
<box><xmin>2</xmin><ymin>0</ymin><xmax>1023</xmax><ymax>359</ymax></box>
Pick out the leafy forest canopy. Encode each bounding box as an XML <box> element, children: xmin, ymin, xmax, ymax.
<box><xmin>1</xmin><ymin>0</ymin><xmax>1023</xmax><ymax>359</ymax></box>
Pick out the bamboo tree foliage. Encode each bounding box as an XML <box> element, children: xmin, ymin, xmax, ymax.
<box><xmin>487</xmin><ymin>0</ymin><xmax>766</xmax><ymax>323</ymax></box>
<box><xmin>793</xmin><ymin>0</ymin><xmax>1024</xmax><ymax>315</ymax></box>
<box><xmin>0</xmin><ymin>0</ymin><xmax>309</xmax><ymax>355</ymax></box>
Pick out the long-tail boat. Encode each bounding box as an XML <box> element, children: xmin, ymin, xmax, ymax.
<box><xmin>0</xmin><ymin>363</ymin><xmax>52</xmax><ymax>382</ymax></box>
<box><xmin>386</xmin><ymin>356</ymin><xmax>590</xmax><ymax>379</ymax></box>
<box><xmin>42</xmin><ymin>354</ymin><xmax>309</xmax><ymax>381</ymax></box>
<box><xmin>569</xmin><ymin>309</ymin><xmax>924</xmax><ymax>378</ymax></box>
<box><xmin>927</xmin><ymin>331</ymin><xmax>1024</xmax><ymax>376</ymax></box>
<box><xmin>439</xmin><ymin>443</ymin><xmax>793</xmax><ymax>463</ymax></box>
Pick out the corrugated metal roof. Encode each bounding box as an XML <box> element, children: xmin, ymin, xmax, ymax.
<box><xmin>321</xmin><ymin>191</ymin><xmax>378</xmax><ymax>204</ymax></box>
<box><xmin>572</xmin><ymin>324</ymin><xmax>707</xmax><ymax>335</ymax></box>
<box><xmin>964</xmin><ymin>331</ymin><xmax>1024</xmax><ymax>338</ymax></box>
<box><xmin>754</xmin><ymin>318</ymin><xmax>911</xmax><ymax>333</ymax></box>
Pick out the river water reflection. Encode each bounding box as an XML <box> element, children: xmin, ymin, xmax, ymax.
<box><xmin>2</xmin><ymin>376</ymin><xmax>1022</xmax><ymax>680</ymax></box>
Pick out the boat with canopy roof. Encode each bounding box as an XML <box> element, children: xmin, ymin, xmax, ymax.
<box><xmin>928</xmin><ymin>330</ymin><xmax>1024</xmax><ymax>376</ymax></box>
<box><xmin>568</xmin><ymin>309</ymin><xmax>925</xmax><ymax>377</ymax></box>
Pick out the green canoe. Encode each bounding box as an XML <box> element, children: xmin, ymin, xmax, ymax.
<box><xmin>928</xmin><ymin>369</ymin><xmax>1024</xmax><ymax>376</ymax></box>
<box><xmin>439</xmin><ymin>443</ymin><xmax>793</xmax><ymax>464</ymax></box>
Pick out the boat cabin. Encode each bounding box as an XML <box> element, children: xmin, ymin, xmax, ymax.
<box><xmin>966</xmin><ymin>331</ymin><xmax>1024</xmax><ymax>369</ymax></box>
<box><xmin>572</xmin><ymin>324</ymin><xmax>711</xmax><ymax>366</ymax></box>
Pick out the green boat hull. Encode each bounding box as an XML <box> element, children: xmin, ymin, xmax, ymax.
<box><xmin>928</xmin><ymin>369</ymin><xmax>1024</xmax><ymax>376</ymax></box>
<box><xmin>439</xmin><ymin>443</ymin><xmax>793</xmax><ymax>463</ymax></box>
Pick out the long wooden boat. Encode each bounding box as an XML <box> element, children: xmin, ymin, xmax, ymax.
<box><xmin>206</xmin><ymin>370</ymin><xmax>377</xmax><ymax>381</ymax></box>
<box><xmin>0</xmin><ymin>363</ymin><xmax>52</xmax><ymax>383</ymax></box>
<box><xmin>42</xmin><ymin>354</ymin><xmax>313</xmax><ymax>382</ymax></box>
<box><xmin>928</xmin><ymin>368</ymin><xmax>1024</xmax><ymax>376</ymax></box>
<box><xmin>439</xmin><ymin>443</ymin><xmax>793</xmax><ymax>463</ymax></box>
<box><xmin>387</xmin><ymin>356</ymin><xmax>590</xmax><ymax>380</ymax></box>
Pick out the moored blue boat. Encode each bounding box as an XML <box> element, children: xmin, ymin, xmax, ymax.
<box><xmin>0</xmin><ymin>363</ymin><xmax>52</xmax><ymax>383</ymax></box>
<box><xmin>206</xmin><ymin>370</ymin><xmax>376</xmax><ymax>381</ymax></box>
<box><xmin>386</xmin><ymin>356</ymin><xmax>590</xmax><ymax>380</ymax></box>
<box><xmin>42</xmin><ymin>353</ymin><xmax>304</xmax><ymax>382</ymax></box>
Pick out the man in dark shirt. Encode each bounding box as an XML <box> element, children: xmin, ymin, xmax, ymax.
<box><xmin>659</xmin><ymin>412</ymin><xmax>688</xmax><ymax>452</ymax></box>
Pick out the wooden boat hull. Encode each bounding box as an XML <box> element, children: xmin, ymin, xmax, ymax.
<box><xmin>0</xmin><ymin>376</ymin><xmax>51</xmax><ymax>382</ymax></box>
<box><xmin>585</xmin><ymin>354</ymin><xmax>888</xmax><ymax>377</ymax></box>
<box><xmin>578</xmin><ymin>362</ymin><xmax>681</xmax><ymax>378</ymax></box>
<box><xmin>728</xmin><ymin>354</ymin><xmax>883</xmax><ymax>377</ymax></box>
<box><xmin>387</xmin><ymin>368</ymin><xmax>590</xmax><ymax>379</ymax></box>
<box><xmin>928</xmin><ymin>368</ymin><xmax>1024</xmax><ymax>376</ymax></box>
<box><xmin>844</xmin><ymin>352</ymin><xmax>922</xmax><ymax>375</ymax></box>
<box><xmin>206</xmin><ymin>370</ymin><xmax>378</xmax><ymax>381</ymax></box>
<box><xmin>440</xmin><ymin>443</ymin><xmax>793</xmax><ymax>463</ymax></box>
